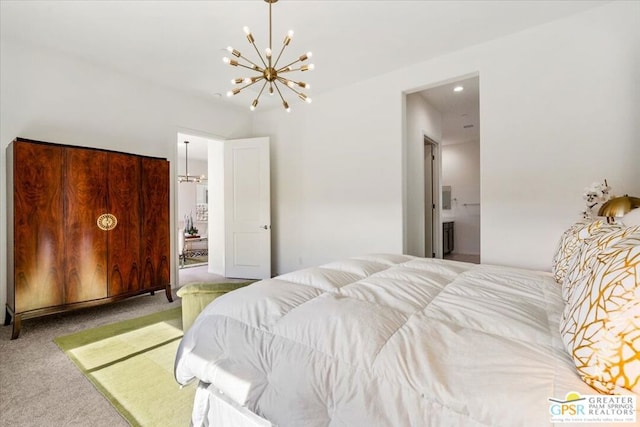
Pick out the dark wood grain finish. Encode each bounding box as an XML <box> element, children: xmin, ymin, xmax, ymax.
<box><xmin>6</xmin><ymin>138</ymin><xmax>172</xmax><ymax>338</ymax></box>
<box><xmin>141</xmin><ymin>158</ymin><xmax>171</xmax><ymax>290</ymax></box>
<box><xmin>107</xmin><ymin>153</ymin><xmax>142</xmax><ymax>295</ymax></box>
<box><xmin>12</xmin><ymin>141</ymin><xmax>65</xmax><ymax>312</ymax></box>
<box><xmin>64</xmin><ymin>147</ymin><xmax>108</xmax><ymax>303</ymax></box>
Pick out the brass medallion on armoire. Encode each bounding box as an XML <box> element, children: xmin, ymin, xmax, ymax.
<box><xmin>97</xmin><ymin>213</ymin><xmax>118</xmax><ymax>231</ymax></box>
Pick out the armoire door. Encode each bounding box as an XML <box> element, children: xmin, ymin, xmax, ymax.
<box><xmin>12</xmin><ymin>141</ymin><xmax>65</xmax><ymax>312</ymax></box>
<box><xmin>141</xmin><ymin>157</ymin><xmax>170</xmax><ymax>289</ymax></box>
<box><xmin>107</xmin><ymin>153</ymin><xmax>142</xmax><ymax>295</ymax></box>
<box><xmin>64</xmin><ymin>147</ymin><xmax>109</xmax><ymax>303</ymax></box>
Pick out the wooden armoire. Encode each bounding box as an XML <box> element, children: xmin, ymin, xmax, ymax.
<box><xmin>5</xmin><ymin>138</ymin><xmax>172</xmax><ymax>339</ymax></box>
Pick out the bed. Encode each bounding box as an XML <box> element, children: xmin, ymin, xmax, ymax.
<box><xmin>175</xmin><ymin>221</ymin><xmax>639</xmax><ymax>426</ymax></box>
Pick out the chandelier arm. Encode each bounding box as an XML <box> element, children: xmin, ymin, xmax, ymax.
<box><xmin>278</xmin><ymin>65</ymin><xmax>311</xmax><ymax>73</ymax></box>
<box><xmin>277</xmin><ymin>78</ymin><xmax>303</xmax><ymax>96</ymax></box>
<box><xmin>248</xmin><ymin>39</ymin><xmax>269</xmax><ymax>69</ymax></box>
<box><xmin>231</xmin><ymin>61</ymin><xmax>265</xmax><ymax>73</ymax></box>
<box><xmin>277</xmin><ymin>76</ymin><xmax>307</xmax><ymax>89</ymax></box>
<box><xmin>276</xmin><ymin>76</ymin><xmax>300</xmax><ymax>92</ymax></box>
<box><xmin>256</xmin><ymin>80</ymin><xmax>268</xmax><ymax>100</ymax></box>
<box><xmin>272</xmin><ymin>41</ymin><xmax>288</xmax><ymax>69</ymax></box>
<box><xmin>278</xmin><ymin>78</ymin><xmax>310</xmax><ymax>103</ymax></box>
<box><xmin>276</xmin><ymin>76</ymin><xmax>293</xmax><ymax>85</ymax></box>
<box><xmin>272</xmin><ymin>81</ymin><xmax>289</xmax><ymax>106</ymax></box>
<box><xmin>180</xmin><ymin>141</ymin><xmax>196</xmax><ymax>183</ymax></box>
<box><xmin>236</xmin><ymin>54</ymin><xmax>263</xmax><ymax>71</ymax></box>
<box><xmin>276</xmin><ymin>58</ymin><xmax>302</xmax><ymax>73</ymax></box>
<box><xmin>237</xmin><ymin>78</ymin><xmax>265</xmax><ymax>93</ymax></box>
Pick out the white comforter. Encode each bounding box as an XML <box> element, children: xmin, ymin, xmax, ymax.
<box><xmin>174</xmin><ymin>254</ymin><xmax>622</xmax><ymax>426</ymax></box>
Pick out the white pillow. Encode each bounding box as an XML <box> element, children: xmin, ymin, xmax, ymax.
<box><xmin>621</xmin><ymin>208</ymin><xmax>640</xmax><ymax>227</ymax></box>
<box><xmin>551</xmin><ymin>219</ymin><xmax>592</xmax><ymax>283</ymax></box>
<box><xmin>560</xmin><ymin>230</ymin><xmax>640</xmax><ymax>394</ymax></box>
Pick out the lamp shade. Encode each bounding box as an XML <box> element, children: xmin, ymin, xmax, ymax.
<box><xmin>598</xmin><ymin>195</ymin><xmax>640</xmax><ymax>218</ymax></box>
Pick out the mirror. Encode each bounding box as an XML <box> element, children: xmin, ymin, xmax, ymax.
<box><xmin>196</xmin><ymin>184</ymin><xmax>208</xmax><ymax>204</ymax></box>
<box><xmin>196</xmin><ymin>184</ymin><xmax>208</xmax><ymax>221</ymax></box>
<box><xmin>442</xmin><ymin>186</ymin><xmax>452</xmax><ymax>210</ymax></box>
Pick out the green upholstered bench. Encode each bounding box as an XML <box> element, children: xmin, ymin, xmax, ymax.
<box><xmin>177</xmin><ymin>281</ymin><xmax>254</xmax><ymax>332</ymax></box>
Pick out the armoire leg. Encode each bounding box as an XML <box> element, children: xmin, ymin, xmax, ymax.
<box><xmin>4</xmin><ymin>306</ymin><xmax>12</xmax><ymax>326</ymax></box>
<box><xmin>165</xmin><ymin>284</ymin><xmax>173</xmax><ymax>303</ymax></box>
<box><xmin>11</xmin><ymin>314</ymin><xmax>22</xmax><ymax>340</ymax></box>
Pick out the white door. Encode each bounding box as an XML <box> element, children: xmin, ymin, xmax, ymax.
<box><xmin>223</xmin><ymin>137</ymin><xmax>271</xmax><ymax>279</ymax></box>
<box><xmin>424</xmin><ymin>142</ymin><xmax>434</xmax><ymax>258</ymax></box>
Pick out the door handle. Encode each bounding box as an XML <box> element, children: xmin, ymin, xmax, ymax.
<box><xmin>259</xmin><ymin>225</ymin><xmax>271</xmax><ymax>230</ymax></box>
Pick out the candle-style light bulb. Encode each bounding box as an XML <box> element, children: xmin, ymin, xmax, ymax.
<box><xmin>283</xmin><ymin>30</ymin><xmax>294</xmax><ymax>46</ymax></box>
<box><xmin>243</xmin><ymin>26</ymin><xmax>254</xmax><ymax>43</ymax></box>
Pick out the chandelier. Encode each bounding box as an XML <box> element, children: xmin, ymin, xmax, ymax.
<box><xmin>178</xmin><ymin>141</ymin><xmax>206</xmax><ymax>183</ymax></box>
<box><xmin>223</xmin><ymin>0</ymin><xmax>314</xmax><ymax>112</ymax></box>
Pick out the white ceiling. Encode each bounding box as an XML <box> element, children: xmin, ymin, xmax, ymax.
<box><xmin>3</xmin><ymin>1</ymin><xmax>610</xmax><ymax>157</ymax></box>
<box><xmin>420</xmin><ymin>76</ymin><xmax>480</xmax><ymax>145</ymax></box>
<box><xmin>1</xmin><ymin>0</ymin><xmax>608</xmax><ymax>114</ymax></box>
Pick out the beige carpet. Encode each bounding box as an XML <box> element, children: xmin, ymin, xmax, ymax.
<box><xmin>1</xmin><ymin>270</ymin><xmax>247</xmax><ymax>427</ymax></box>
<box><xmin>0</xmin><ymin>293</ymin><xmax>179</xmax><ymax>427</ymax></box>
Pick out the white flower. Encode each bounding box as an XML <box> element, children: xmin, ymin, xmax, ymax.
<box><xmin>583</xmin><ymin>180</ymin><xmax>611</xmax><ymax>203</ymax></box>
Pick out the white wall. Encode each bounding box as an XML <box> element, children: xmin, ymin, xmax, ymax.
<box><xmin>474</xmin><ymin>1</ymin><xmax>639</xmax><ymax>268</ymax></box>
<box><xmin>0</xmin><ymin>39</ymin><xmax>252</xmax><ymax>311</ymax></box>
<box><xmin>404</xmin><ymin>93</ymin><xmax>442</xmax><ymax>257</ymax></box>
<box><xmin>177</xmin><ymin>156</ymin><xmax>207</xmax><ymax>178</ymax></box>
<box><xmin>252</xmin><ymin>80</ymin><xmax>405</xmax><ymax>275</ymax></box>
<box><xmin>254</xmin><ymin>1</ymin><xmax>640</xmax><ymax>274</ymax></box>
<box><xmin>442</xmin><ymin>141</ymin><xmax>481</xmax><ymax>255</ymax></box>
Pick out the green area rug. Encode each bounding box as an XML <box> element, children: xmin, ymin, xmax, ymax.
<box><xmin>54</xmin><ymin>307</ymin><xmax>195</xmax><ymax>427</ymax></box>
<box><xmin>183</xmin><ymin>255</ymin><xmax>208</xmax><ymax>267</ymax></box>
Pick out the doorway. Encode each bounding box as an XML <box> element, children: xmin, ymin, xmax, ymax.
<box><xmin>175</xmin><ymin>133</ymin><xmax>272</xmax><ymax>284</ymax></box>
<box><xmin>424</xmin><ymin>136</ymin><xmax>438</xmax><ymax>258</ymax></box>
<box><xmin>404</xmin><ymin>75</ymin><xmax>481</xmax><ymax>263</ymax></box>
<box><xmin>176</xmin><ymin>134</ymin><xmax>211</xmax><ymax>272</ymax></box>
